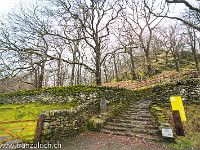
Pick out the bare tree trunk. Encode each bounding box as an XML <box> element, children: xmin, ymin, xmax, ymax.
<box><xmin>113</xmin><ymin>54</ymin><xmax>119</xmax><ymax>82</ymax></box>
<box><xmin>34</xmin><ymin>68</ymin><xmax>38</xmax><ymax>89</ymax></box>
<box><xmin>95</xmin><ymin>43</ymin><xmax>101</xmax><ymax>85</ymax></box>
<box><xmin>53</xmin><ymin>74</ymin><xmax>56</xmax><ymax>87</ymax></box>
<box><xmin>165</xmin><ymin>51</ymin><xmax>169</xmax><ymax>70</ymax></box>
<box><xmin>154</xmin><ymin>49</ymin><xmax>158</xmax><ymax>62</ymax></box>
<box><xmin>145</xmin><ymin>51</ymin><xmax>152</xmax><ymax>77</ymax></box>
<box><xmin>38</xmin><ymin>59</ymin><xmax>45</xmax><ymax>89</ymax></box>
<box><xmin>79</xmin><ymin>56</ymin><xmax>83</xmax><ymax>84</ymax></box>
<box><xmin>77</xmin><ymin>64</ymin><xmax>80</xmax><ymax>85</ymax></box>
<box><xmin>71</xmin><ymin>43</ymin><xmax>78</xmax><ymax>85</ymax></box>
<box><xmin>103</xmin><ymin>62</ymin><xmax>108</xmax><ymax>83</ymax></box>
<box><xmin>188</xmin><ymin>28</ymin><xmax>200</xmax><ymax>71</ymax></box>
<box><xmin>129</xmin><ymin>49</ymin><xmax>137</xmax><ymax>80</ymax></box>
<box><xmin>56</xmin><ymin>54</ymin><xmax>61</xmax><ymax>86</ymax></box>
<box><xmin>173</xmin><ymin>54</ymin><xmax>180</xmax><ymax>72</ymax></box>
<box><xmin>192</xmin><ymin>46</ymin><xmax>199</xmax><ymax>71</ymax></box>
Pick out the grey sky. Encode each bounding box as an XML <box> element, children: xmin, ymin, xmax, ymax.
<box><xmin>0</xmin><ymin>0</ymin><xmax>36</xmax><ymax>15</ymax></box>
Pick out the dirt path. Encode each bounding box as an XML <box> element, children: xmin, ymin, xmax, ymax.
<box><xmin>31</xmin><ymin>132</ymin><xmax>174</xmax><ymax>150</ymax></box>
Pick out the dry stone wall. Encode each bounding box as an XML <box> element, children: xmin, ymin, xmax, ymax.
<box><xmin>150</xmin><ymin>78</ymin><xmax>200</xmax><ymax>105</ymax></box>
<box><xmin>0</xmin><ymin>86</ymin><xmax>98</xmax><ymax>104</ymax></box>
<box><xmin>0</xmin><ymin>92</ymin><xmax>97</xmax><ymax>104</ymax></box>
<box><xmin>38</xmin><ymin>87</ymin><xmax>134</xmax><ymax>143</ymax></box>
<box><xmin>0</xmin><ymin>85</ymin><xmax>134</xmax><ymax>143</ymax></box>
<box><xmin>41</xmin><ymin>98</ymin><xmax>100</xmax><ymax>143</ymax></box>
<box><xmin>0</xmin><ymin>78</ymin><xmax>199</xmax><ymax>143</ymax></box>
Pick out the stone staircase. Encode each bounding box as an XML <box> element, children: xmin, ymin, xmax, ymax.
<box><xmin>101</xmin><ymin>100</ymin><xmax>162</xmax><ymax>141</ymax></box>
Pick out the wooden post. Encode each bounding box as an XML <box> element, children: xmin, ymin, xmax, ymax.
<box><xmin>33</xmin><ymin>113</ymin><xmax>45</xmax><ymax>144</ymax></box>
<box><xmin>137</xmin><ymin>81</ymin><xmax>138</xmax><ymax>89</ymax></box>
<box><xmin>172</xmin><ymin>111</ymin><xmax>185</xmax><ymax>136</ymax></box>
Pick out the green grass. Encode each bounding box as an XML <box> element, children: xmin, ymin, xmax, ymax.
<box><xmin>163</xmin><ymin>104</ymin><xmax>200</xmax><ymax>149</ymax></box>
<box><xmin>0</xmin><ymin>102</ymin><xmax>79</xmax><ymax>121</ymax></box>
<box><xmin>0</xmin><ymin>102</ymin><xmax>80</xmax><ymax>142</ymax></box>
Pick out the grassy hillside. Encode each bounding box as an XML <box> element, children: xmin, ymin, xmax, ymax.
<box><xmin>113</xmin><ymin>50</ymin><xmax>199</xmax><ymax>82</ymax></box>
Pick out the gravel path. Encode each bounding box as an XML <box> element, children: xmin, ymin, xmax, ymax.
<box><xmin>24</xmin><ymin>132</ymin><xmax>174</xmax><ymax>150</ymax></box>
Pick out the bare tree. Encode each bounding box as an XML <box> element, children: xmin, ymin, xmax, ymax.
<box><xmin>121</xmin><ymin>0</ymin><xmax>163</xmax><ymax>77</ymax></box>
<box><xmin>161</xmin><ymin>24</ymin><xmax>185</xmax><ymax>72</ymax></box>
<box><xmin>43</xmin><ymin>0</ymin><xmax>123</xmax><ymax>85</ymax></box>
<box><xmin>0</xmin><ymin>5</ymin><xmax>51</xmax><ymax>89</ymax></box>
<box><xmin>146</xmin><ymin>0</ymin><xmax>200</xmax><ymax>31</ymax></box>
<box><xmin>187</xmin><ymin>26</ymin><xmax>200</xmax><ymax>71</ymax></box>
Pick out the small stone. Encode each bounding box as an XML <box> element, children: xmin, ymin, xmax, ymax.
<box><xmin>51</xmin><ymin>121</ymin><xmax>59</xmax><ymax>126</ymax></box>
<box><xmin>42</xmin><ymin>129</ymin><xmax>51</xmax><ymax>135</ymax></box>
<box><xmin>49</xmin><ymin>110</ymin><xmax>56</xmax><ymax>117</ymax></box>
<box><xmin>43</xmin><ymin>122</ymin><xmax>50</xmax><ymax>129</ymax></box>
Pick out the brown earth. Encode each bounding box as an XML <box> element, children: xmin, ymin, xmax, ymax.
<box><xmin>32</xmin><ymin>131</ymin><xmax>175</xmax><ymax>150</ymax></box>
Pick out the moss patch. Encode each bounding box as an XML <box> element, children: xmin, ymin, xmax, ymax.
<box><xmin>0</xmin><ymin>102</ymin><xmax>79</xmax><ymax>121</ymax></box>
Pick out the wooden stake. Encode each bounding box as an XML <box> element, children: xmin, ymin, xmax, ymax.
<box><xmin>33</xmin><ymin>113</ymin><xmax>45</xmax><ymax>144</ymax></box>
<box><xmin>172</xmin><ymin>111</ymin><xmax>185</xmax><ymax>136</ymax></box>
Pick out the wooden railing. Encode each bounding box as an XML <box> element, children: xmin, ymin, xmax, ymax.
<box><xmin>0</xmin><ymin>119</ymin><xmax>37</xmax><ymax>146</ymax></box>
<box><xmin>103</xmin><ymin>71</ymin><xmax>200</xmax><ymax>90</ymax></box>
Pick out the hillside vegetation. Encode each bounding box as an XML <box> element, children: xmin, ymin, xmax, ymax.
<box><xmin>163</xmin><ymin>104</ymin><xmax>200</xmax><ymax>149</ymax></box>
<box><xmin>111</xmin><ymin>51</ymin><xmax>199</xmax><ymax>82</ymax></box>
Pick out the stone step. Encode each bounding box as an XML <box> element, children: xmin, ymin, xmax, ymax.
<box><xmin>101</xmin><ymin>129</ymin><xmax>161</xmax><ymax>142</ymax></box>
<box><xmin>124</xmin><ymin>110</ymin><xmax>150</xmax><ymax>114</ymax></box>
<box><xmin>104</xmin><ymin>125</ymin><xmax>127</xmax><ymax>131</ymax></box>
<box><xmin>112</xmin><ymin>119</ymin><xmax>155</xmax><ymax>125</ymax></box>
<box><xmin>118</xmin><ymin>116</ymin><xmax>153</xmax><ymax>121</ymax></box>
<box><xmin>107</xmin><ymin>122</ymin><xmax>157</xmax><ymax>130</ymax></box>
<box><xmin>104</xmin><ymin>125</ymin><xmax>158</xmax><ymax>135</ymax></box>
<box><xmin>125</xmin><ymin>109</ymin><xmax>149</xmax><ymax>113</ymax></box>
<box><xmin>124</xmin><ymin>110</ymin><xmax>149</xmax><ymax>114</ymax></box>
<box><xmin>128</xmin><ymin>107</ymin><xmax>149</xmax><ymax>110</ymax></box>
<box><xmin>128</xmin><ymin>113</ymin><xmax>152</xmax><ymax>116</ymax></box>
<box><xmin>121</xmin><ymin>113</ymin><xmax>152</xmax><ymax>118</ymax></box>
<box><xmin>130</xmin><ymin>128</ymin><xmax>158</xmax><ymax>135</ymax></box>
<box><xmin>101</xmin><ymin>100</ymin><xmax>163</xmax><ymax>141</ymax></box>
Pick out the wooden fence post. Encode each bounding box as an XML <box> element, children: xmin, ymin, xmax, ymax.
<box><xmin>172</xmin><ymin>111</ymin><xmax>185</xmax><ymax>136</ymax></box>
<box><xmin>33</xmin><ymin>113</ymin><xmax>45</xmax><ymax>144</ymax></box>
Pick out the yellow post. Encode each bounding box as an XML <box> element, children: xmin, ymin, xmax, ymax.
<box><xmin>170</xmin><ymin>96</ymin><xmax>186</xmax><ymax>121</ymax></box>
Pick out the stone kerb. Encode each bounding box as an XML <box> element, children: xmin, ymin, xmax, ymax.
<box><xmin>149</xmin><ymin>104</ymin><xmax>175</xmax><ymax>141</ymax></box>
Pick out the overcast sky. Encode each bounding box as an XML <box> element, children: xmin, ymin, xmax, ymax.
<box><xmin>0</xmin><ymin>0</ymin><xmax>20</xmax><ymax>14</ymax></box>
<box><xmin>0</xmin><ymin>0</ymin><xmax>36</xmax><ymax>15</ymax></box>
<box><xmin>0</xmin><ymin>0</ymin><xmax>198</xmax><ymax>16</ymax></box>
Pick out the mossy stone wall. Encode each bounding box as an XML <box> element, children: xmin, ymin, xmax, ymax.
<box><xmin>0</xmin><ymin>85</ymin><xmax>99</xmax><ymax>104</ymax></box>
<box><xmin>150</xmin><ymin>78</ymin><xmax>200</xmax><ymax>105</ymax></box>
<box><xmin>38</xmin><ymin>86</ymin><xmax>135</xmax><ymax>143</ymax></box>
